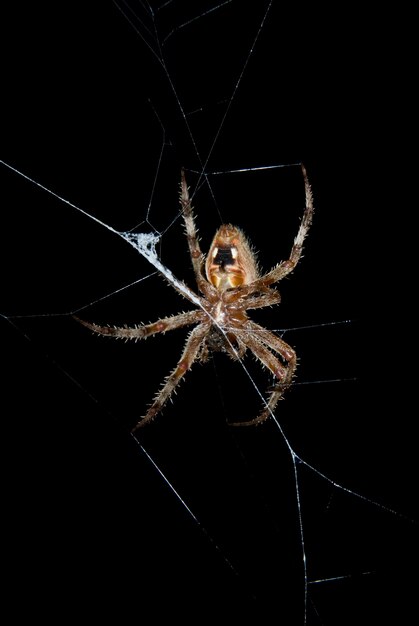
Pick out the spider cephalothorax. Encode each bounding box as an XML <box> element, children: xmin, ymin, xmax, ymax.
<box><xmin>75</xmin><ymin>166</ymin><xmax>314</xmax><ymax>431</ymax></box>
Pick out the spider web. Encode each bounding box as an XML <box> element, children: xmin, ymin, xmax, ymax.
<box><xmin>1</xmin><ymin>2</ymin><xmax>417</xmax><ymax>624</ymax></box>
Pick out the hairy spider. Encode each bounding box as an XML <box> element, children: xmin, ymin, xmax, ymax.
<box><xmin>75</xmin><ymin>166</ymin><xmax>314</xmax><ymax>431</ymax></box>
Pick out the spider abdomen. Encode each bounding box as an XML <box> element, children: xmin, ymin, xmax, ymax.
<box><xmin>205</xmin><ymin>224</ymin><xmax>259</xmax><ymax>291</ymax></box>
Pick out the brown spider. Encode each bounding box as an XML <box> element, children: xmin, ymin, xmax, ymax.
<box><xmin>75</xmin><ymin>166</ymin><xmax>314</xmax><ymax>432</ymax></box>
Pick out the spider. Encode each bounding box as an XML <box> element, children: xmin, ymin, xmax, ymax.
<box><xmin>75</xmin><ymin>166</ymin><xmax>314</xmax><ymax>432</ymax></box>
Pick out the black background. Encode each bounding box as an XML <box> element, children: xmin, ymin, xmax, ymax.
<box><xmin>1</xmin><ymin>2</ymin><xmax>417</xmax><ymax>624</ymax></box>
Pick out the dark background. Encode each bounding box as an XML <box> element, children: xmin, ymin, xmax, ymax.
<box><xmin>1</xmin><ymin>2</ymin><xmax>416</xmax><ymax>624</ymax></box>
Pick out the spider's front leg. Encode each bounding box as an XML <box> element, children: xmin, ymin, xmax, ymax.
<box><xmin>132</xmin><ymin>322</ymin><xmax>210</xmax><ymax>431</ymax></box>
<box><xmin>230</xmin><ymin>323</ymin><xmax>297</xmax><ymax>427</ymax></box>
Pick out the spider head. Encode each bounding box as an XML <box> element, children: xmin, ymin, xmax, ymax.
<box><xmin>206</xmin><ymin>224</ymin><xmax>259</xmax><ymax>291</ymax></box>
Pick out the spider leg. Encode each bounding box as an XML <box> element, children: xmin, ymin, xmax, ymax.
<box><xmin>225</xmin><ymin>287</ymin><xmax>281</xmax><ymax>310</ymax></box>
<box><xmin>261</xmin><ymin>164</ymin><xmax>314</xmax><ymax>285</ymax></box>
<box><xmin>73</xmin><ymin>310</ymin><xmax>205</xmax><ymax>341</ymax></box>
<box><xmin>180</xmin><ymin>169</ymin><xmax>213</xmax><ymax>297</ymax></box>
<box><xmin>230</xmin><ymin>323</ymin><xmax>296</xmax><ymax>427</ymax></box>
<box><xmin>233</xmin><ymin>164</ymin><xmax>314</xmax><ymax>298</ymax></box>
<box><xmin>132</xmin><ymin>322</ymin><xmax>210</xmax><ymax>431</ymax></box>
